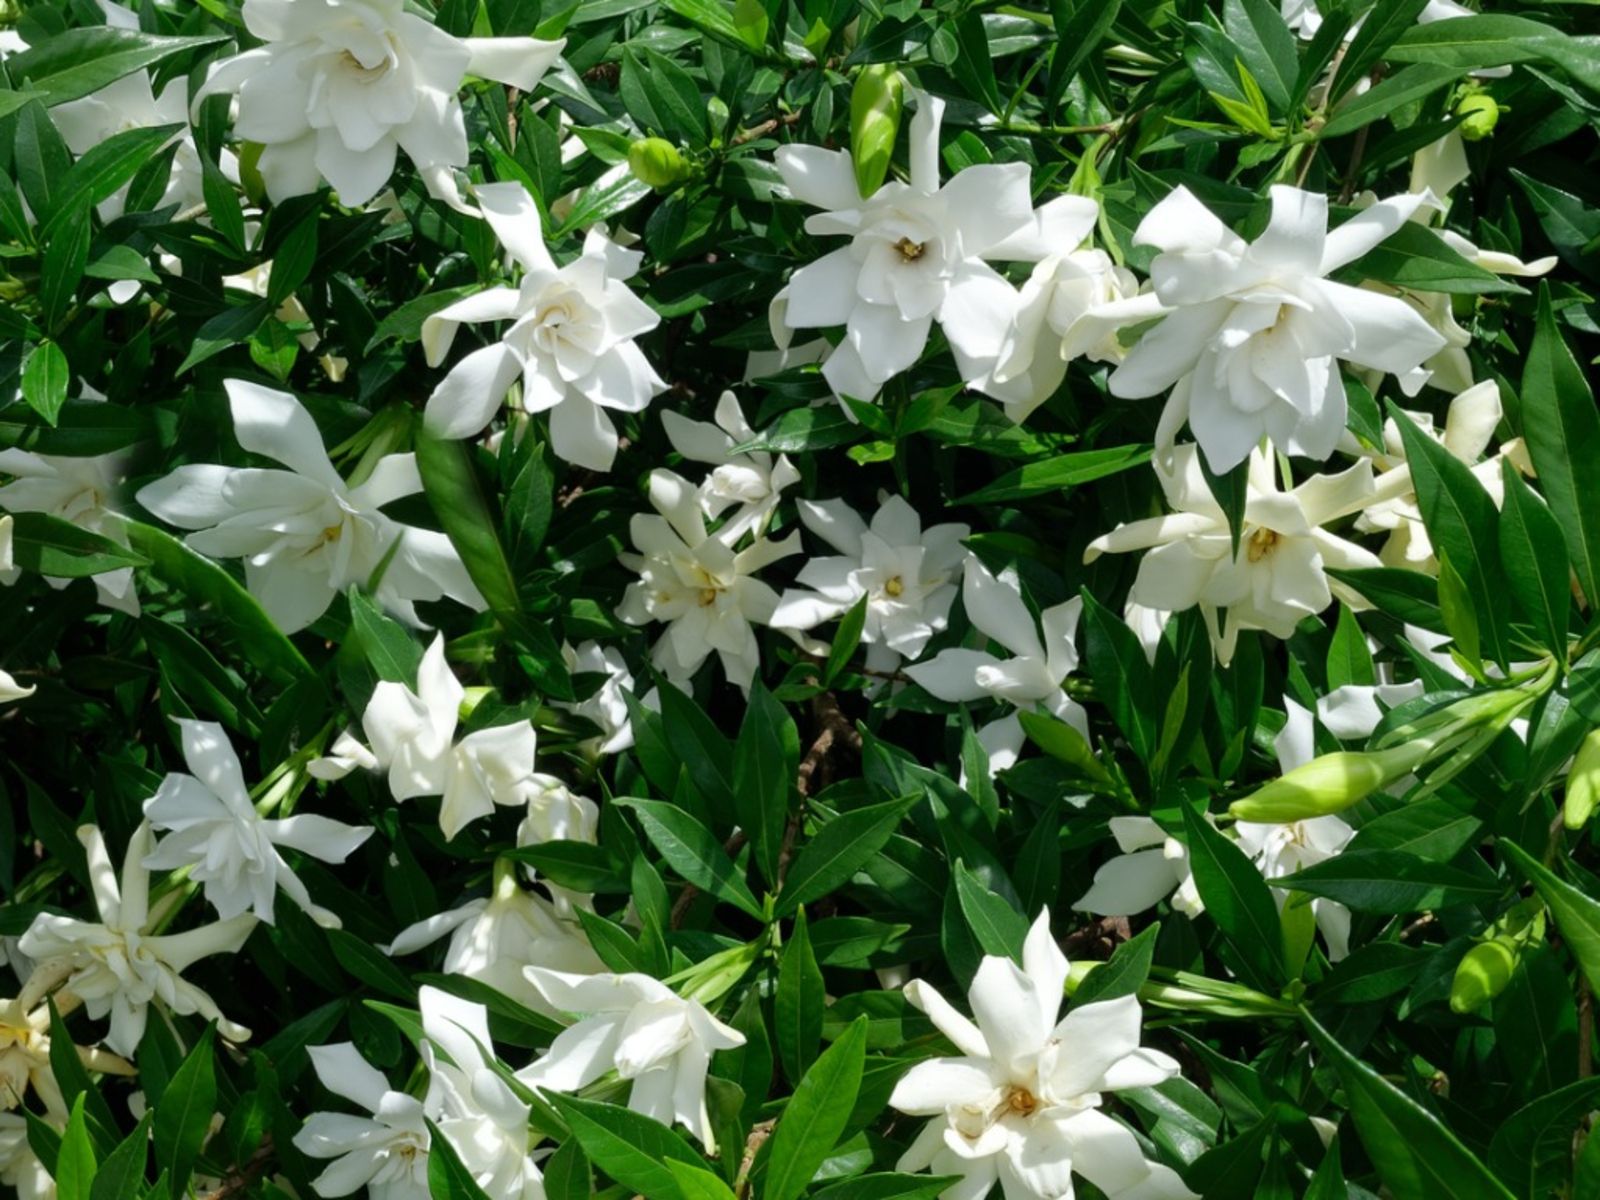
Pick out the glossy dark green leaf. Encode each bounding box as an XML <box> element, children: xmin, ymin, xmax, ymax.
<box><xmin>778</xmin><ymin>793</ymin><xmax>918</xmax><ymax>917</ymax></box>
<box><xmin>1279</xmin><ymin>850</ymin><xmax>1499</xmax><ymax>913</ymax></box>
<box><xmin>1500</xmin><ymin>840</ymin><xmax>1600</xmax><ymax>997</ymax></box>
<box><xmin>733</xmin><ymin>681</ymin><xmax>795</xmax><ymax>885</ymax></box>
<box><xmin>763</xmin><ymin>1016</ymin><xmax>868</xmax><ymax>1200</ymax></box>
<box><xmin>546</xmin><ymin>1094</ymin><xmax>705</xmax><ymax>1200</ymax></box>
<box><xmin>152</xmin><ymin>1024</ymin><xmax>216</xmax><ymax>1196</ymax></box>
<box><xmin>1073</xmin><ymin>921</ymin><xmax>1159</xmax><ymax>1007</ymax></box>
<box><xmin>1497</xmin><ymin>460</ymin><xmax>1571</xmax><ymax>659</ymax></box>
<box><xmin>1183</xmin><ymin>802</ymin><xmax>1284</xmax><ymax>992</ymax></box>
<box><xmin>776</xmin><ymin>909</ymin><xmax>826</xmax><ymax>1085</ymax></box>
<box><xmin>616</xmin><ymin>796</ymin><xmax>763</xmax><ymax>917</ymax></box>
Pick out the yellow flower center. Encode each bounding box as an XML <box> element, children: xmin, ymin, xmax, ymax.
<box><xmin>895</xmin><ymin>237</ymin><xmax>926</xmax><ymax>262</ymax></box>
<box><xmin>884</xmin><ymin>575</ymin><xmax>905</xmax><ymax>598</ymax></box>
<box><xmin>697</xmin><ymin>587</ymin><xmax>719</xmax><ymax>607</ymax></box>
<box><xmin>1004</xmin><ymin>1086</ymin><xmax>1039</xmax><ymax>1116</ymax></box>
<box><xmin>1246</xmin><ymin>527</ymin><xmax>1281</xmax><ymax>563</ymax></box>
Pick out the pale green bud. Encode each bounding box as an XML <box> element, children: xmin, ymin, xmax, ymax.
<box><xmin>1456</xmin><ymin>93</ymin><xmax>1500</xmax><ymax>141</ymax></box>
<box><xmin>1229</xmin><ymin>743</ymin><xmax>1431</xmax><ymax>822</ymax></box>
<box><xmin>1565</xmin><ymin>728</ymin><xmax>1600</xmax><ymax>829</ymax></box>
<box><xmin>850</xmin><ymin>64</ymin><xmax>905</xmax><ymax>198</ymax></box>
<box><xmin>1450</xmin><ymin>938</ymin><xmax>1517</xmax><ymax>1014</ymax></box>
<box><xmin>628</xmin><ymin>138</ymin><xmax>691</xmax><ymax>189</ymax></box>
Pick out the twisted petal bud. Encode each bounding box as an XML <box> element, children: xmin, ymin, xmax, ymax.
<box><xmin>1229</xmin><ymin>743</ymin><xmax>1431</xmax><ymax>822</ymax></box>
<box><xmin>849</xmin><ymin>64</ymin><xmax>905</xmax><ymax>197</ymax></box>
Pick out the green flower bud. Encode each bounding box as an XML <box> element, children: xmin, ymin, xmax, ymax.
<box><xmin>238</xmin><ymin>141</ymin><xmax>268</xmax><ymax>206</ymax></box>
<box><xmin>628</xmin><ymin>138</ymin><xmax>690</xmax><ymax>190</ymax></box>
<box><xmin>1565</xmin><ymin>728</ymin><xmax>1600</xmax><ymax>829</ymax></box>
<box><xmin>850</xmin><ymin>64</ymin><xmax>905</xmax><ymax>198</ymax></box>
<box><xmin>1450</xmin><ymin>938</ymin><xmax>1517</xmax><ymax>1014</ymax></box>
<box><xmin>1456</xmin><ymin>93</ymin><xmax>1500</xmax><ymax>141</ymax></box>
<box><xmin>1229</xmin><ymin>743</ymin><xmax>1430</xmax><ymax>823</ymax></box>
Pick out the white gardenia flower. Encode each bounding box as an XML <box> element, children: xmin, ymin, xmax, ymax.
<box><xmin>292</xmin><ymin>1043</ymin><xmax>431</xmax><ymax>1200</ymax></box>
<box><xmin>661</xmin><ymin>391</ymin><xmax>800</xmax><ymax>541</ymax></box>
<box><xmin>142</xmin><ymin>719</ymin><xmax>372</xmax><ymax>927</ymax></box>
<box><xmin>385</xmin><ymin>866</ymin><xmax>603</xmax><ymax>1013</ymax></box>
<box><xmin>905</xmin><ymin>557</ymin><xmax>1089</xmax><ymax>775</ymax></box>
<box><xmin>518</xmin><ymin>968</ymin><xmax>746</xmax><ymax>1150</ymax></box>
<box><xmin>956</xmin><ymin>195</ymin><xmax>1162</xmax><ymax>425</ymax></box>
<box><xmin>0</xmin><ymin>448</ymin><xmax>140</xmax><ymax>616</ymax></box>
<box><xmin>1346</xmin><ymin>380</ymin><xmax>1509</xmax><ymax>570</ymax></box>
<box><xmin>420</xmin><ymin>987</ymin><xmax>545</xmax><ymax>1200</ymax></box>
<box><xmin>195</xmin><ymin>0</ymin><xmax>564</xmax><ymax>209</ymax></box>
<box><xmin>1108</xmin><ymin>185</ymin><xmax>1447</xmax><ymax>473</ymax></box>
<box><xmin>775</xmin><ymin>92</ymin><xmax>1036</xmax><ymax>402</ymax></box>
<box><xmin>314</xmin><ymin>634</ymin><xmax>539</xmax><ymax>840</ymax></box>
<box><xmin>17</xmin><ymin>824</ymin><xmax>255</xmax><ymax>1056</ymax></box>
<box><xmin>553</xmin><ymin>640</ymin><xmax>637</xmax><ymax>755</ymax></box>
<box><xmin>0</xmin><ymin>1113</ymin><xmax>54</xmax><ymax>1200</ymax></box>
<box><xmin>891</xmin><ymin>911</ymin><xmax>1194</xmax><ymax>1200</ymax></box>
<box><xmin>137</xmin><ymin>379</ymin><xmax>483</xmax><ymax>633</ymax></box>
<box><xmin>1074</xmin><ymin>817</ymin><xmax>1203</xmax><ymax>919</ymax></box>
<box><xmin>1084</xmin><ymin>445</ymin><xmax>1390</xmax><ymax>665</ymax></box>
<box><xmin>422</xmin><ymin>183</ymin><xmax>665</xmax><ymax>470</ymax></box>
<box><xmin>744</xmin><ymin>286</ymin><xmax>832</xmax><ymax>381</ymax></box>
<box><xmin>773</xmin><ymin>494</ymin><xmax>969</xmax><ymax>671</ymax></box>
<box><xmin>0</xmin><ymin>517</ymin><xmax>34</xmax><ymax>704</ymax></box>
<box><xmin>616</xmin><ymin>469</ymin><xmax>801</xmax><ymax>693</ymax></box>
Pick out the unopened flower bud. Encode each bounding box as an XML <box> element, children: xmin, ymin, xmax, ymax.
<box><xmin>1456</xmin><ymin>93</ymin><xmax>1499</xmax><ymax>141</ymax></box>
<box><xmin>1229</xmin><ymin>743</ymin><xmax>1430</xmax><ymax>822</ymax></box>
<box><xmin>850</xmin><ymin>64</ymin><xmax>905</xmax><ymax>198</ymax></box>
<box><xmin>1450</xmin><ymin>938</ymin><xmax>1517</xmax><ymax>1013</ymax></box>
<box><xmin>1565</xmin><ymin>728</ymin><xmax>1600</xmax><ymax>829</ymax></box>
<box><xmin>628</xmin><ymin>138</ymin><xmax>690</xmax><ymax>189</ymax></box>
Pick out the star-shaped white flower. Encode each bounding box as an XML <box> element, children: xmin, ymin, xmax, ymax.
<box><xmin>143</xmin><ymin>719</ymin><xmax>372</xmax><ymax>927</ymax></box>
<box><xmin>517</xmin><ymin>968</ymin><xmax>746</xmax><ymax>1150</ymax></box>
<box><xmin>1109</xmin><ymin>185</ymin><xmax>1447</xmax><ymax>473</ymax></box>
<box><xmin>196</xmin><ymin>0</ymin><xmax>563</xmax><ymax>209</ymax></box>
<box><xmin>17</xmin><ymin>824</ymin><xmax>255</xmax><ymax>1056</ymax></box>
<box><xmin>292</xmin><ymin>1043</ymin><xmax>431</xmax><ymax>1200</ymax></box>
<box><xmin>890</xmin><ymin>911</ymin><xmax>1193</xmax><ymax>1200</ymax></box>
<box><xmin>660</xmin><ymin>390</ymin><xmax>799</xmax><ymax>542</ymax></box>
<box><xmin>552</xmin><ymin>640</ymin><xmax>637</xmax><ymax>755</ymax></box>
<box><xmin>905</xmin><ymin>557</ymin><xmax>1089</xmax><ymax>775</ymax></box>
<box><xmin>137</xmin><ymin>380</ymin><xmax>483</xmax><ymax>632</ymax></box>
<box><xmin>422</xmin><ymin>183</ymin><xmax>665</xmax><ymax>470</ymax></box>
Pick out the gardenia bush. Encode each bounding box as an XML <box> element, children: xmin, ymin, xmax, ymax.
<box><xmin>7</xmin><ymin>0</ymin><xmax>1600</xmax><ymax>1198</ymax></box>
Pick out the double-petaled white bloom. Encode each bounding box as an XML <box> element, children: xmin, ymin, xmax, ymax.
<box><xmin>0</xmin><ymin>517</ymin><xmax>33</xmax><ymax>704</ymax></box>
<box><xmin>1109</xmin><ymin>185</ymin><xmax>1446</xmax><ymax>473</ymax></box>
<box><xmin>196</xmin><ymin>0</ymin><xmax>563</xmax><ymax>209</ymax></box>
<box><xmin>292</xmin><ymin>1043</ymin><xmax>431</xmax><ymax>1200</ymax></box>
<box><xmin>137</xmin><ymin>380</ymin><xmax>483</xmax><ymax>632</ymax></box>
<box><xmin>1074</xmin><ymin>818</ymin><xmax>1203</xmax><ymax>920</ymax></box>
<box><xmin>518</xmin><ymin>968</ymin><xmax>746</xmax><ymax>1150</ymax></box>
<box><xmin>617</xmin><ymin>469</ymin><xmax>801</xmax><ymax>693</ymax></box>
<box><xmin>420</xmin><ymin>986</ymin><xmax>545</xmax><ymax>1200</ymax></box>
<box><xmin>661</xmin><ymin>391</ymin><xmax>799</xmax><ymax>541</ymax></box>
<box><xmin>1346</xmin><ymin>380</ymin><xmax>1509</xmax><ymax>570</ymax></box>
<box><xmin>422</xmin><ymin>183</ymin><xmax>665</xmax><ymax>470</ymax></box>
<box><xmin>18</xmin><ymin>824</ymin><xmax>255</xmax><ymax>1056</ymax></box>
<box><xmin>773</xmin><ymin>494</ymin><xmax>969</xmax><ymax>672</ymax></box>
<box><xmin>954</xmin><ymin>196</ymin><xmax>1160</xmax><ymax>424</ymax></box>
<box><xmin>1084</xmin><ymin>445</ymin><xmax>1388</xmax><ymax>665</ymax></box>
<box><xmin>775</xmin><ymin>93</ymin><xmax>1035</xmax><ymax>402</ymax></box>
<box><xmin>142</xmin><ymin>719</ymin><xmax>372</xmax><ymax>927</ymax></box>
<box><xmin>905</xmin><ymin>557</ymin><xmax>1089</xmax><ymax>775</ymax></box>
<box><xmin>553</xmin><ymin>640</ymin><xmax>637</xmax><ymax>755</ymax></box>
<box><xmin>0</xmin><ymin>449</ymin><xmax>139</xmax><ymax>616</ymax></box>
<box><xmin>310</xmin><ymin>635</ymin><xmax>538</xmax><ymax>840</ymax></box>
<box><xmin>385</xmin><ymin>864</ymin><xmax>603</xmax><ymax>1013</ymax></box>
<box><xmin>891</xmin><ymin>911</ymin><xmax>1193</xmax><ymax>1200</ymax></box>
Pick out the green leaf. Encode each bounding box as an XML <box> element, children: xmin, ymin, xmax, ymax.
<box><xmin>778</xmin><ymin>794</ymin><xmax>918</xmax><ymax>917</ymax></box>
<box><xmin>1182</xmin><ymin>803</ymin><xmax>1285</xmax><ymax>993</ymax></box>
<box><xmin>55</xmin><ymin>1096</ymin><xmax>96</xmax><ymax>1200</ymax></box>
<box><xmin>539</xmin><ymin>1138</ymin><xmax>591</xmax><ymax>1200</ymax></box>
<box><xmin>1046</xmin><ymin>0</ymin><xmax>1122</xmax><ymax>113</ymax></box>
<box><xmin>1341</xmin><ymin>218</ymin><xmax>1517</xmax><ymax>295</ymax></box>
<box><xmin>426</xmin><ymin>1118</ymin><xmax>495</xmax><ymax>1200</ymax></box>
<box><xmin>124</xmin><ymin>522</ymin><xmax>316</xmax><ymax>686</ymax></box>
<box><xmin>954</xmin><ymin>445</ymin><xmax>1150</xmax><ymax>504</ymax></box>
<box><xmin>177</xmin><ymin>299</ymin><xmax>272</xmax><ymax>375</ymax></box>
<box><xmin>1499</xmin><ymin>840</ymin><xmax>1600</xmax><ymax>998</ymax></box>
<box><xmin>347</xmin><ymin>585</ymin><xmax>423</xmax><ymax>684</ymax></box>
<box><xmin>1073</xmin><ymin>922</ymin><xmax>1159</xmax><ymax>1007</ymax></box>
<box><xmin>1326</xmin><ymin>604</ymin><xmax>1376</xmax><ymax>689</ymax></box>
<box><xmin>546</xmin><ymin>1094</ymin><xmax>705</xmax><ymax>1200</ymax></box>
<box><xmin>1388</xmin><ymin>402</ymin><xmax>1510</xmax><ymax>670</ymax></box>
<box><xmin>40</xmin><ymin>206</ymin><xmax>90</xmax><ymax>333</ymax></box>
<box><xmin>656</xmin><ymin>678</ymin><xmax>736</xmax><ymax>815</ymax></box>
<box><xmin>1487</xmin><ymin>1077</ymin><xmax>1600</xmax><ymax>1200</ymax></box>
<box><xmin>1321</xmin><ymin>63</ymin><xmax>1466</xmax><ymax>138</ymax></box>
<box><xmin>415</xmin><ymin>429</ymin><xmax>520</xmax><ymax>616</ymax></box>
<box><xmin>732</xmin><ymin>405</ymin><xmax>862</xmax><ymax>454</ymax></box>
<box><xmin>1223</xmin><ymin>0</ymin><xmax>1297</xmax><ymax>113</ymax></box>
<box><xmin>1279</xmin><ymin>850</ymin><xmax>1500</xmax><ymax>913</ymax></box>
<box><xmin>1384</xmin><ymin>13</ymin><xmax>1565</xmax><ymax>72</ymax></box>
<box><xmin>7</xmin><ymin>512</ymin><xmax>146</xmax><ymax>579</ymax></box>
<box><xmin>955</xmin><ymin>859</ymin><xmax>1029</xmax><ymax>960</ymax></box>
<box><xmin>365</xmin><ymin>286</ymin><xmax>482</xmax><ymax>353</ymax></box>
<box><xmin>1329</xmin><ymin>0</ymin><xmax>1429</xmax><ymax>100</ymax></box>
<box><xmin>1497</xmin><ymin>461</ymin><xmax>1571</xmax><ymax>659</ymax></box>
<box><xmin>823</xmin><ymin>594</ymin><xmax>868</xmax><ymax>686</ymax></box>
<box><xmin>763</xmin><ymin>1016</ymin><xmax>868</xmax><ymax>1200</ymax></box>
<box><xmin>666</xmin><ymin>1160</ymin><xmax>738</xmax><ymax>1200</ymax></box>
<box><xmin>733</xmin><ymin>681</ymin><xmax>795</xmax><ymax>886</ymax></box>
<box><xmin>1521</xmin><ymin>284</ymin><xmax>1600</xmax><ymax>613</ymax></box>
<box><xmin>48</xmin><ymin>1000</ymin><xmax>118</xmax><ymax>1140</ymax></box>
<box><xmin>4</xmin><ymin>29</ymin><xmax>227</xmax><ymax>106</ymax></box>
<box><xmin>811</xmin><ymin>1175</ymin><xmax>964</xmax><ymax>1200</ymax></box>
<box><xmin>90</xmin><ymin>1114</ymin><xmax>152</xmax><ymax>1200</ymax></box>
<box><xmin>152</xmin><ymin>1024</ymin><xmax>216</xmax><ymax>1196</ymax></box>
<box><xmin>616</xmin><ymin>797</ymin><xmax>763</xmax><ymax>918</ymax></box>
<box><xmin>1329</xmin><ymin>567</ymin><xmax>1443</xmax><ymax>631</ymax></box>
<box><xmin>1080</xmin><ymin>589</ymin><xmax>1157</xmax><ymax>763</ymax></box>
<box><xmin>46</xmin><ymin>124</ymin><xmax>182</xmax><ymax>239</ymax></box>
<box><xmin>1301</xmin><ymin>1012</ymin><xmax>1516</xmax><ymax>1200</ymax></box>
<box><xmin>776</xmin><ymin>909</ymin><xmax>826</xmax><ymax>1085</ymax></box>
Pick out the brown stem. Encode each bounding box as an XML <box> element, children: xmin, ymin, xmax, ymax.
<box><xmin>731</xmin><ymin>109</ymin><xmax>803</xmax><ymax>146</ymax></box>
<box><xmin>671</xmin><ymin>831</ymin><xmax>749</xmax><ymax>928</ymax></box>
<box><xmin>200</xmin><ymin>1138</ymin><xmax>274</xmax><ymax>1200</ymax></box>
